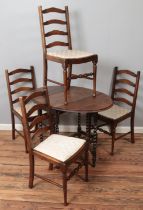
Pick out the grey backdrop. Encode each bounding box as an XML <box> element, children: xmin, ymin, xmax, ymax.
<box><xmin>0</xmin><ymin>0</ymin><xmax>142</xmax><ymax>127</ymax></box>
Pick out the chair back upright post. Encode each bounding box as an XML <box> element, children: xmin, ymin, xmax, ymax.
<box><xmin>38</xmin><ymin>6</ymin><xmax>72</xmax><ymax>86</ymax></box>
<box><xmin>111</xmin><ymin>66</ymin><xmax>118</xmax><ymax>100</ymax></box>
<box><xmin>65</xmin><ymin>6</ymin><xmax>72</xmax><ymax>89</ymax></box>
<box><xmin>65</xmin><ymin>6</ymin><xmax>72</xmax><ymax>50</ymax></box>
<box><xmin>132</xmin><ymin>71</ymin><xmax>140</xmax><ymax>113</ymax></box>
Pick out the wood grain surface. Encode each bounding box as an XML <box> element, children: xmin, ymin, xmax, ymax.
<box><xmin>0</xmin><ymin>131</ymin><xmax>143</xmax><ymax>210</ymax></box>
<box><xmin>35</xmin><ymin>86</ymin><xmax>113</xmax><ymax>113</ymax></box>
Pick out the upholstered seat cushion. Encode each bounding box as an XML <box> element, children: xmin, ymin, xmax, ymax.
<box><xmin>47</xmin><ymin>49</ymin><xmax>94</xmax><ymax>59</ymax></box>
<box><xmin>98</xmin><ymin>104</ymin><xmax>131</xmax><ymax>120</ymax></box>
<box><xmin>15</xmin><ymin>103</ymin><xmax>38</xmax><ymax>117</ymax></box>
<box><xmin>34</xmin><ymin>134</ymin><xmax>86</xmax><ymax>162</ymax></box>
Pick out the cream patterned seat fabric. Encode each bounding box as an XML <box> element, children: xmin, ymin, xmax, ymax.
<box><xmin>34</xmin><ymin>134</ymin><xmax>86</xmax><ymax>162</ymax></box>
<box><xmin>99</xmin><ymin>104</ymin><xmax>131</xmax><ymax>120</ymax></box>
<box><xmin>47</xmin><ymin>49</ymin><xmax>94</xmax><ymax>59</ymax></box>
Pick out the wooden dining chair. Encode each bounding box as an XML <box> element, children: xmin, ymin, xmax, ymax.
<box><xmin>38</xmin><ymin>5</ymin><xmax>98</xmax><ymax>104</ymax></box>
<box><xmin>97</xmin><ymin>67</ymin><xmax>140</xmax><ymax>155</ymax></box>
<box><xmin>5</xmin><ymin>66</ymin><xmax>36</xmax><ymax>152</ymax></box>
<box><xmin>19</xmin><ymin>88</ymin><xmax>88</xmax><ymax>206</ymax></box>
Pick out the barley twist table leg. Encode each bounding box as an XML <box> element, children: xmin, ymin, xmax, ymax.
<box><xmin>91</xmin><ymin>113</ymin><xmax>98</xmax><ymax>167</ymax></box>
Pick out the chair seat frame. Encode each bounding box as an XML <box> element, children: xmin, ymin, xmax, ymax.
<box><xmin>20</xmin><ymin>89</ymin><xmax>89</xmax><ymax>206</ymax></box>
<box><xmin>5</xmin><ymin>66</ymin><xmax>36</xmax><ymax>152</ymax></box>
<box><xmin>97</xmin><ymin>67</ymin><xmax>140</xmax><ymax>155</ymax></box>
<box><xmin>39</xmin><ymin>5</ymin><xmax>98</xmax><ymax>104</ymax></box>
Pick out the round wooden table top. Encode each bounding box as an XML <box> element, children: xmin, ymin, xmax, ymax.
<box><xmin>44</xmin><ymin>86</ymin><xmax>113</xmax><ymax>113</ymax></box>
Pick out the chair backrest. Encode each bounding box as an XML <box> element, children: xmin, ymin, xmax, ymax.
<box><xmin>19</xmin><ymin>88</ymin><xmax>54</xmax><ymax>152</ymax></box>
<box><xmin>5</xmin><ymin>66</ymin><xmax>36</xmax><ymax>110</ymax></box>
<box><xmin>38</xmin><ymin>5</ymin><xmax>72</xmax><ymax>53</ymax></box>
<box><xmin>111</xmin><ymin>67</ymin><xmax>140</xmax><ymax>112</ymax></box>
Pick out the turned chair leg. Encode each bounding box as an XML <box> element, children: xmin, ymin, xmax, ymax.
<box><xmin>11</xmin><ymin>112</ymin><xmax>15</xmax><ymax>140</ymax></box>
<box><xmin>131</xmin><ymin>117</ymin><xmax>135</xmax><ymax>143</ymax></box>
<box><xmin>63</xmin><ymin>166</ymin><xmax>68</xmax><ymax>206</ymax></box>
<box><xmin>92</xmin><ymin>60</ymin><xmax>97</xmax><ymax>97</ymax></box>
<box><xmin>111</xmin><ymin>125</ymin><xmax>116</xmax><ymax>156</ymax></box>
<box><xmin>29</xmin><ymin>155</ymin><xmax>34</xmax><ymax>189</ymax></box>
<box><xmin>67</xmin><ymin>64</ymin><xmax>72</xmax><ymax>90</ymax></box>
<box><xmin>62</xmin><ymin>64</ymin><xmax>68</xmax><ymax>105</ymax></box>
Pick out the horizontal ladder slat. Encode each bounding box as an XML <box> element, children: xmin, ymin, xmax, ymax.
<box><xmin>115</xmin><ymin>88</ymin><xmax>134</xmax><ymax>97</ymax></box>
<box><xmin>116</xmin><ymin>79</ymin><xmax>135</xmax><ymax>87</ymax></box>
<box><xmin>45</xmin><ymin>30</ymin><xmax>68</xmax><ymax>37</ymax></box>
<box><xmin>8</xmin><ymin>69</ymin><xmax>32</xmax><ymax>76</ymax></box>
<box><xmin>114</xmin><ymin>97</ymin><xmax>133</xmax><ymax>106</ymax></box>
<box><xmin>11</xmin><ymin>87</ymin><xmax>33</xmax><ymax>95</ymax></box>
<box><xmin>27</xmin><ymin>104</ymin><xmax>47</xmax><ymax>118</ymax></box>
<box><xmin>42</xmin><ymin>7</ymin><xmax>65</xmax><ymax>14</ymax></box>
<box><xmin>44</xmin><ymin>19</ymin><xmax>67</xmax><ymax>25</ymax></box>
<box><xmin>25</xmin><ymin>90</ymin><xmax>46</xmax><ymax>104</ymax></box>
<box><xmin>29</xmin><ymin>114</ymin><xmax>48</xmax><ymax>130</ymax></box>
<box><xmin>46</xmin><ymin>41</ymin><xmax>69</xmax><ymax>48</ymax></box>
<box><xmin>10</xmin><ymin>78</ymin><xmax>32</xmax><ymax>85</ymax></box>
<box><xmin>117</xmin><ymin>70</ymin><xmax>137</xmax><ymax>77</ymax></box>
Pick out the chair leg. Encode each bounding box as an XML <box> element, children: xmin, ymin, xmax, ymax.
<box><xmin>67</xmin><ymin>64</ymin><xmax>72</xmax><ymax>90</ymax></box>
<box><xmin>111</xmin><ymin>125</ymin><xmax>116</xmax><ymax>156</ymax></box>
<box><xmin>92</xmin><ymin>60</ymin><xmax>97</xmax><ymax>97</ymax></box>
<box><xmin>11</xmin><ymin>112</ymin><xmax>15</xmax><ymax>140</ymax></box>
<box><xmin>131</xmin><ymin>117</ymin><xmax>135</xmax><ymax>143</ymax></box>
<box><xmin>29</xmin><ymin>154</ymin><xmax>34</xmax><ymax>188</ymax></box>
<box><xmin>62</xmin><ymin>166</ymin><xmax>68</xmax><ymax>206</ymax></box>
<box><xmin>84</xmin><ymin>146</ymin><xmax>89</xmax><ymax>182</ymax></box>
<box><xmin>22</xmin><ymin>122</ymin><xmax>28</xmax><ymax>153</ymax></box>
<box><xmin>62</xmin><ymin>63</ymin><xmax>68</xmax><ymax>105</ymax></box>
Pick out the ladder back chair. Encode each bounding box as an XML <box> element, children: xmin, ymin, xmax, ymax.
<box><xmin>19</xmin><ymin>88</ymin><xmax>88</xmax><ymax>206</ymax></box>
<box><xmin>38</xmin><ymin>5</ymin><xmax>98</xmax><ymax>104</ymax></box>
<box><xmin>5</xmin><ymin>66</ymin><xmax>36</xmax><ymax>152</ymax></box>
<box><xmin>98</xmin><ymin>67</ymin><xmax>140</xmax><ymax>155</ymax></box>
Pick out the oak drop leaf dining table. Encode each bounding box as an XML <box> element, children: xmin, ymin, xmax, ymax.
<box><xmin>34</xmin><ymin>86</ymin><xmax>113</xmax><ymax>167</ymax></box>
